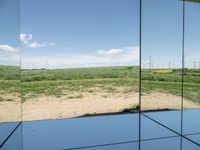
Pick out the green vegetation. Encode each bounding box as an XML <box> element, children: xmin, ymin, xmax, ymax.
<box><xmin>21</xmin><ymin>66</ymin><xmax>139</xmax><ymax>101</ymax></box>
<box><xmin>0</xmin><ymin>65</ymin><xmax>20</xmax><ymax>102</ymax></box>
<box><xmin>21</xmin><ymin>66</ymin><xmax>139</xmax><ymax>82</ymax></box>
<box><xmin>0</xmin><ymin>65</ymin><xmax>20</xmax><ymax>93</ymax></box>
<box><xmin>184</xmin><ymin>0</ymin><xmax>200</xmax><ymax>3</ymax></box>
<box><xmin>142</xmin><ymin>69</ymin><xmax>200</xmax><ymax>103</ymax></box>
<box><xmin>21</xmin><ymin>66</ymin><xmax>200</xmax><ymax>104</ymax></box>
<box><xmin>0</xmin><ymin>65</ymin><xmax>199</xmax><ymax>104</ymax></box>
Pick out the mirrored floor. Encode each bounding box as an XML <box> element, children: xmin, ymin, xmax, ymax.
<box><xmin>142</xmin><ymin>110</ymin><xmax>182</xmax><ymax>135</ymax></box>
<box><xmin>185</xmin><ymin>134</ymin><xmax>200</xmax><ymax>146</ymax></box>
<box><xmin>22</xmin><ymin>114</ymin><xmax>139</xmax><ymax>150</ymax></box>
<box><xmin>0</xmin><ymin>124</ymin><xmax>22</xmax><ymax>150</ymax></box>
<box><xmin>0</xmin><ymin>122</ymin><xmax>21</xmax><ymax>147</ymax></box>
<box><xmin>183</xmin><ymin>109</ymin><xmax>200</xmax><ymax>135</ymax></box>
<box><xmin>1</xmin><ymin>112</ymin><xmax>200</xmax><ymax>150</ymax></box>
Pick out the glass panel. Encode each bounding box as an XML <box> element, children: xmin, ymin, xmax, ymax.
<box><xmin>0</xmin><ymin>0</ymin><xmax>22</xmax><ymax>148</ymax></box>
<box><xmin>141</xmin><ymin>0</ymin><xmax>183</xmax><ymax>134</ymax></box>
<box><xmin>23</xmin><ymin>114</ymin><xmax>139</xmax><ymax>150</ymax></box>
<box><xmin>183</xmin><ymin>0</ymin><xmax>200</xmax><ymax>138</ymax></box>
<box><xmin>141</xmin><ymin>136</ymin><xmax>200</xmax><ymax>150</ymax></box>
<box><xmin>141</xmin><ymin>115</ymin><xmax>177</xmax><ymax>140</ymax></box>
<box><xmin>21</xmin><ymin>0</ymin><xmax>140</xmax><ymax>147</ymax></box>
<box><xmin>182</xmin><ymin>136</ymin><xmax>200</xmax><ymax>150</ymax></box>
<box><xmin>21</xmin><ymin>0</ymin><xmax>139</xmax><ymax>120</ymax></box>
<box><xmin>1</xmin><ymin>124</ymin><xmax>23</xmax><ymax>150</ymax></box>
<box><xmin>141</xmin><ymin>137</ymin><xmax>181</xmax><ymax>150</ymax></box>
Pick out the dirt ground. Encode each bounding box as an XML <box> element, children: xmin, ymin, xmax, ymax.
<box><xmin>1</xmin><ymin>92</ymin><xmax>200</xmax><ymax>122</ymax></box>
<box><xmin>0</xmin><ymin>93</ymin><xmax>21</xmax><ymax>122</ymax></box>
<box><xmin>22</xmin><ymin>92</ymin><xmax>200</xmax><ymax>121</ymax></box>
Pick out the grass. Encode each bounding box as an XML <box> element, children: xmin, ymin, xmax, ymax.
<box><xmin>0</xmin><ymin>65</ymin><xmax>20</xmax><ymax>94</ymax></box>
<box><xmin>0</xmin><ymin>65</ymin><xmax>200</xmax><ymax>104</ymax></box>
<box><xmin>20</xmin><ymin>66</ymin><xmax>139</xmax><ymax>101</ymax></box>
<box><xmin>184</xmin><ymin>0</ymin><xmax>200</xmax><ymax>3</ymax></box>
<box><xmin>142</xmin><ymin>69</ymin><xmax>200</xmax><ymax>103</ymax></box>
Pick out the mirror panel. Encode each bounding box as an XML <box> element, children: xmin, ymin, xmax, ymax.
<box><xmin>183</xmin><ymin>0</ymin><xmax>200</xmax><ymax>138</ymax></box>
<box><xmin>21</xmin><ymin>0</ymin><xmax>140</xmax><ymax>120</ymax></box>
<box><xmin>20</xmin><ymin>0</ymin><xmax>140</xmax><ymax>148</ymax></box>
<box><xmin>141</xmin><ymin>0</ymin><xmax>183</xmax><ymax>135</ymax></box>
<box><xmin>0</xmin><ymin>0</ymin><xmax>22</xmax><ymax>148</ymax></box>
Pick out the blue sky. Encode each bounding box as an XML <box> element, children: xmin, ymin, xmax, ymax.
<box><xmin>20</xmin><ymin>0</ymin><xmax>140</xmax><ymax>69</ymax></box>
<box><xmin>142</xmin><ymin>0</ymin><xmax>200</xmax><ymax>69</ymax></box>
<box><xmin>0</xmin><ymin>0</ymin><xmax>20</xmax><ymax>66</ymax></box>
<box><xmin>0</xmin><ymin>0</ymin><xmax>199</xmax><ymax>68</ymax></box>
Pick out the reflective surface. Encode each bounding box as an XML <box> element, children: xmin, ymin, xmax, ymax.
<box><xmin>23</xmin><ymin>114</ymin><xmax>139</xmax><ymax>150</ymax></box>
<box><xmin>141</xmin><ymin>0</ymin><xmax>183</xmax><ymax>134</ymax></box>
<box><xmin>1</xmin><ymin>0</ymin><xmax>200</xmax><ymax>149</ymax></box>
<box><xmin>0</xmin><ymin>0</ymin><xmax>22</xmax><ymax>149</ymax></box>
<box><xmin>20</xmin><ymin>113</ymin><xmax>200</xmax><ymax>150</ymax></box>
<box><xmin>183</xmin><ymin>0</ymin><xmax>200</xmax><ymax>141</ymax></box>
<box><xmin>20</xmin><ymin>0</ymin><xmax>140</xmax><ymax>121</ymax></box>
<box><xmin>1</xmin><ymin>124</ymin><xmax>22</xmax><ymax>150</ymax></box>
<box><xmin>183</xmin><ymin>110</ymin><xmax>200</xmax><ymax>135</ymax></box>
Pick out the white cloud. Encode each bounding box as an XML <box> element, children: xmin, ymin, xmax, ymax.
<box><xmin>22</xmin><ymin>46</ymin><xmax>139</xmax><ymax>69</ymax></box>
<box><xmin>97</xmin><ymin>47</ymin><xmax>139</xmax><ymax>63</ymax></box>
<box><xmin>28</xmin><ymin>42</ymin><xmax>46</xmax><ymax>48</ymax></box>
<box><xmin>0</xmin><ymin>44</ymin><xmax>20</xmax><ymax>66</ymax></box>
<box><xmin>20</xmin><ymin>33</ymin><xmax>55</xmax><ymax>49</ymax></box>
<box><xmin>97</xmin><ymin>49</ymin><xmax>124</xmax><ymax>55</ymax></box>
<box><xmin>0</xmin><ymin>44</ymin><xmax>19</xmax><ymax>52</ymax></box>
<box><xmin>20</xmin><ymin>34</ymin><xmax>33</xmax><ymax>44</ymax></box>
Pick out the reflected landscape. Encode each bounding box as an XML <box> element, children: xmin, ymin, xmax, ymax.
<box><xmin>0</xmin><ymin>0</ymin><xmax>200</xmax><ymax>149</ymax></box>
<box><xmin>21</xmin><ymin>66</ymin><xmax>139</xmax><ymax>120</ymax></box>
<box><xmin>20</xmin><ymin>0</ymin><xmax>140</xmax><ymax>121</ymax></box>
<box><xmin>0</xmin><ymin>65</ymin><xmax>21</xmax><ymax>122</ymax></box>
<box><xmin>0</xmin><ymin>0</ymin><xmax>22</xmax><ymax>148</ymax></box>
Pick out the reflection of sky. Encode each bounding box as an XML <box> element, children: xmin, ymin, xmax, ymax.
<box><xmin>142</xmin><ymin>0</ymin><xmax>200</xmax><ymax>69</ymax></box>
<box><xmin>0</xmin><ymin>0</ymin><xmax>20</xmax><ymax>66</ymax></box>
<box><xmin>1</xmin><ymin>0</ymin><xmax>199</xmax><ymax>68</ymax></box>
<box><xmin>20</xmin><ymin>0</ymin><xmax>140</xmax><ymax>69</ymax></box>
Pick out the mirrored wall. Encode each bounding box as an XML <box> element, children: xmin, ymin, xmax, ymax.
<box><xmin>141</xmin><ymin>0</ymin><xmax>183</xmax><ymax>135</ymax></box>
<box><xmin>0</xmin><ymin>0</ymin><xmax>200</xmax><ymax>149</ymax></box>
<box><xmin>183</xmin><ymin>0</ymin><xmax>200</xmax><ymax>143</ymax></box>
<box><xmin>20</xmin><ymin>0</ymin><xmax>140</xmax><ymax>121</ymax></box>
<box><xmin>0</xmin><ymin>0</ymin><xmax>22</xmax><ymax>149</ymax></box>
<box><xmin>20</xmin><ymin>0</ymin><xmax>140</xmax><ymax>148</ymax></box>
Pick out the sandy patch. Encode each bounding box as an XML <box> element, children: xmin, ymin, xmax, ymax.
<box><xmin>22</xmin><ymin>92</ymin><xmax>139</xmax><ymax>121</ymax></box>
<box><xmin>0</xmin><ymin>93</ymin><xmax>21</xmax><ymax>122</ymax></box>
<box><xmin>1</xmin><ymin>91</ymin><xmax>199</xmax><ymax>122</ymax></box>
<box><xmin>141</xmin><ymin>92</ymin><xmax>200</xmax><ymax>110</ymax></box>
<box><xmin>22</xmin><ymin>92</ymin><xmax>200</xmax><ymax>121</ymax></box>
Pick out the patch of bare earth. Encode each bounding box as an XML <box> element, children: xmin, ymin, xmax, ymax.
<box><xmin>141</xmin><ymin>92</ymin><xmax>200</xmax><ymax>111</ymax></box>
<box><xmin>22</xmin><ymin>91</ymin><xmax>200</xmax><ymax>121</ymax></box>
<box><xmin>22</xmin><ymin>91</ymin><xmax>138</xmax><ymax>121</ymax></box>
<box><xmin>0</xmin><ymin>93</ymin><xmax>21</xmax><ymax>122</ymax></box>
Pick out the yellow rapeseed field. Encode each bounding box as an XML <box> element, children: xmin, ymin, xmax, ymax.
<box><xmin>152</xmin><ymin>69</ymin><xmax>173</xmax><ymax>74</ymax></box>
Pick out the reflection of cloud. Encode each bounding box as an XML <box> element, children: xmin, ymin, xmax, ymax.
<box><xmin>0</xmin><ymin>44</ymin><xmax>19</xmax><ymax>52</ymax></box>
<box><xmin>22</xmin><ymin>46</ymin><xmax>139</xmax><ymax>69</ymax></box>
<box><xmin>20</xmin><ymin>33</ymin><xmax>55</xmax><ymax>49</ymax></box>
<box><xmin>0</xmin><ymin>44</ymin><xmax>20</xmax><ymax>66</ymax></box>
<box><xmin>28</xmin><ymin>42</ymin><xmax>46</xmax><ymax>48</ymax></box>
<box><xmin>20</xmin><ymin>33</ymin><xmax>32</xmax><ymax>44</ymax></box>
<box><xmin>97</xmin><ymin>49</ymin><xmax>124</xmax><ymax>55</ymax></box>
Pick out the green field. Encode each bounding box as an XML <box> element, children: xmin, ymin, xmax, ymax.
<box><xmin>0</xmin><ymin>65</ymin><xmax>200</xmax><ymax>104</ymax></box>
<box><xmin>0</xmin><ymin>65</ymin><xmax>20</xmax><ymax>102</ymax></box>
<box><xmin>21</xmin><ymin>66</ymin><xmax>139</xmax><ymax>101</ymax></box>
